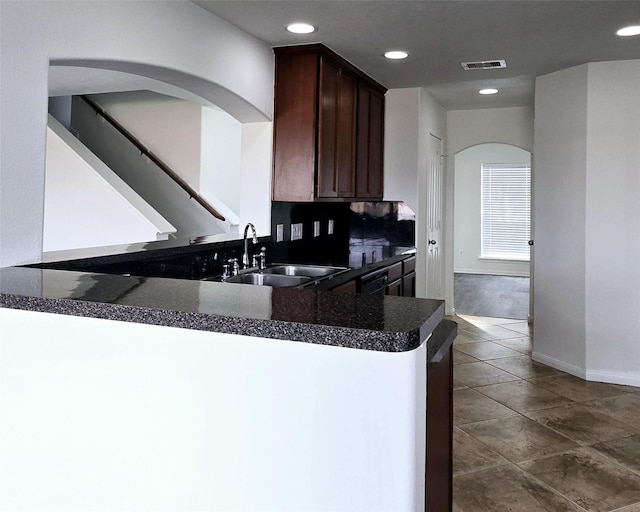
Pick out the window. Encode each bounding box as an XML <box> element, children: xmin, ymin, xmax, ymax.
<box><xmin>481</xmin><ymin>163</ymin><xmax>531</xmax><ymax>261</ymax></box>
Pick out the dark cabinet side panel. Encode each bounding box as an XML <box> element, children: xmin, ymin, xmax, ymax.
<box><xmin>425</xmin><ymin>347</ymin><xmax>453</xmax><ymax>512</ymax></box>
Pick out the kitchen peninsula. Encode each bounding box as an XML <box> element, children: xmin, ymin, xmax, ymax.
<box><xmin>0</xmin><ymin>240</ymin><xmax>455</xmax><ymax>511</ymax></box>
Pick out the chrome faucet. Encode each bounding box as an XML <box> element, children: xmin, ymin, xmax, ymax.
<box><xmin>242</xmin><ymin>223</ymin><xmax>258</xmax><ymax>268</ymax></box>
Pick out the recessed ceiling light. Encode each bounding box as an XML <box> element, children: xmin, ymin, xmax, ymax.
<box><xmin>384</xmin><ymin>50</ymin><xmax>409</xmax><ymax>60</ymax></box>
<box><xmin>286</xmin><ymin>23</ymin><xmax>315</xmax><ymax>34</ymax></box>
<box><xmin>479</xmin><ymin>88</ymin><xmax>499</xmax><ymax>95</ymax></box>
<box><xmin>617</xmin><ymin>25</ymin><xmax>640</xmax><ymax>37</ymax></box>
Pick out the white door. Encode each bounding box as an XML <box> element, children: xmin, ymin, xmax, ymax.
<box><xmin>529</xmin><ymin>153</ymin><xmax>535</xmax><ymax>321</ymax></box>
<box><xmin>426</xmin><ymin>134</ymin><xmax>444</xmax><ymax>299</ymax></box>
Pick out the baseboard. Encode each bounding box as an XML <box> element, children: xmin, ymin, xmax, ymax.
<box><xmin>454</xmin><ymin>269</ymin><xmax>530</xmax><ymax>278</ymax></box>
<box><xmin>532</xmin><ymin>352</ymin><xmax>640</xmax><ymax>387</ymax></box>
<box><xmin>531</xmin><ymin>352</ymin><xmax>586</xmax><ymax>379</ymax></box>
<box><xmin>585</xmin><ymin>369</ymin><xmax>640</xmax><ymax>387</ymax></box>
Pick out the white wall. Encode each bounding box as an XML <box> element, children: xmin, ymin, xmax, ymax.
<box><xmin>533</xmin><ymin>64</ymin><xmax>588</xmax><ymax>375</ymax></box>
<box><xmin>384</xmin><ymin>88</ymin><xmax>447</xmax><ymax>300</ymax></box>
<box><xmin>384</xmin><ymin>88</ymin><xmax>421</xmax><ymax>211</ymax></box>
<box><xmin>533</xmin><ymin>61</ymin><xmax>640</xmax><ymax>386</ymax></box>
<box><xmin>44</xmin><ymin>116</ymin><xmax>175</xmax><ymax>252</ymax></box>
<box><xmin>584</xmin><ymin>61</ymin><xmax>640</xmax><ymax>384</ymax></box>
<box><xmin>200</xmin><ymin>107</ymin><xmax>242</xmax><ymax>222</ymax></box>
<box><xmin>0</xmin><ymin>1</ymin><xmax>274</xmax><ymax>266</ymax></box>
<box><xmin>71</xmin><ymin>96</ymin><xmax>228</xmax><ymax>238</ymax></box>
<box><xmin>445</xmin><ymin>107</ymin><xmax>534</xmax><ymax>314</ymax></box>
<box><xmin>240</xmin><ymin>122</ymin><xmax>274</xmax><ymax>235</ymax></box>
<box><xmin>446</xmin><ymin>107</ymin><xmax>534</xmax><ymax>156</ymax></box>
<box><xmin>91</xmin><ymin>92</ymin><xmax>203</xmax><ymax>190</ymax></box>
<box><xmin>454</xmin><ymin>143</ymin><xmax>531</xmax><ymax>276</ymax></box>
<box><xmin>84</xmin><ymin>92</ymin><xmax>272</xmax><ymax>236</ymax></box>
<box><xmin>86</xmin><ymin>92</ymin><xmax>260</xmax><ymax>234</ymax></box>
<box><xmin>0</xmin><ymin>308</ymin><xmax>426</xmax><ymax>511</ymax></box>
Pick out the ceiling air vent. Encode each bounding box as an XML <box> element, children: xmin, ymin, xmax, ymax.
<box><xmin>461</xmin><ymin>60</ymin><xmax>507</xmax><ymax>70</ymax></box>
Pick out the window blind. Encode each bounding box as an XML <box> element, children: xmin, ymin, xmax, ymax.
<box><xmin>481</xmin><ymin>163</ymin><xmax>531</xmax><ymax>261</ymax></box>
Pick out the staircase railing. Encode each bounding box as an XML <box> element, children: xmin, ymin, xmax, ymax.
<box><xmin>80</xmin><ymin>95</ymin><xmax>225</xmax><ymax>222</ymax></box>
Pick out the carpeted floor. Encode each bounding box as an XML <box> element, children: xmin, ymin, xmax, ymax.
<box><xmin>454</xmin><ymin>273</ymin><xmax>529</xmax><ymax>320</ymax></box>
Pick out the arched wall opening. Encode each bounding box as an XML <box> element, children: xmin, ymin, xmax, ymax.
<box><xmin>45</xmin><ymin>63</ymin><xmax>273</xmax><ymax>252</ymax></box>
<box><xmin>452</xmin><ymin>142</ymin><xmax>532</xmax><ymax>319</ymax></box>
<box><xmin>49</xmin><ymin>61</ymin><xmax>271</xmax><ymax>123</ymax></box>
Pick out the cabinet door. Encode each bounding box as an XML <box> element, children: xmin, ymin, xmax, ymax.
<box><xmin>387</xmin><ymin>261</ymin><xmax>403</xmax><ymax>283</ymax></box>
<box><xmin>403</xmin><ymin>272</ymin><xmax>416</xmax><ymax>297</ymax></box>
<box><xmin>331</xmin><ymin>279</ymin><xmax>357</xmax><ymax>295</ymax></box>
<box><xmin>317</xmin><ymin>57</ymin><xmax>357</xmax><ymax>198</ymax></box>
<box><xmin>403</xmin><ymin>256</ymin><xmax>416</xmax><ymax>275</ymax></box>
<box><xmin>272</xmin><ymin>51</ymin><xmax>319</xmax><ymax>202</ymax></box>
<box><xmin>356</xmin><ymin>83</ymin><xmax>384</xmax><ymax>199</ymax></box>
<box><xmin>387</xmin><ymin>279</ymin><xmax>402</xmax><ymax>296</ymax></box>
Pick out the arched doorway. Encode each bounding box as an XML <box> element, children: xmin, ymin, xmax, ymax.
<box><xmin>453</xmin><ymin>143</ymin><xmax>532</xmax><ymax>320</ymax></box>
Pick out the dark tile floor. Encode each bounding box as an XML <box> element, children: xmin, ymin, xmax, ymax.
<box><xmin>454</xmin><ymin>274</ymin><xmax>530</xmax><ymax>320</ymax></box>
<box><xmin>450</xmin><ymin>314</ymin><xmax>640</xmax><ymax>512</ymax></box>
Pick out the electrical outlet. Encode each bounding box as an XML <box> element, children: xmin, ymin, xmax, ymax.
<box><xmin>291</xmin><ymin>223</ymin><xmax>303</xmax><ymax>241</ymax></box>
<box><xmin>276</xmin><ymin>224</ymin><xmax>284</xmax><ymax>242</ymax></box>
<box><xmin>328</xmin><ymin>219</ymin><xmax>334</xmax><ymax>235</ymax></box>
<box><xmin>313</xmin><ymin>221</ymin><xmax>320</xmax><ymax>238</ymax></box>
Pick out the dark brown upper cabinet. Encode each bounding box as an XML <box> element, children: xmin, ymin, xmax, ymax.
<box><xmin>273</xmin><ymin>44</ymin><xmax>387</xmax><ymax>202</ymax></box>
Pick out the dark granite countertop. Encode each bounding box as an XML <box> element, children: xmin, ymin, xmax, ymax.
<box><xmin>0</xmin><ymin>266</ymin><xmax>448</xmax><ymax>357</ymax></box>
<box><xmin>310</xmin><ymin>249</ymin><xmax>416</xmax><ymax>291</ymax></box>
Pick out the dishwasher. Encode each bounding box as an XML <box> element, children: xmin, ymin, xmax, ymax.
<box><xmin>359</xmin><ymin>268</ymin><xmax>388</xmax><ymax>296</ymax></box>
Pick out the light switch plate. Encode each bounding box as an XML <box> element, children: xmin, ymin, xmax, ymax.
<box><xmin>276</xmin><ymin>224</ymin><xmax>284</xmax><ymax>242</ymax></box>
<box><xmin>313</xmin><ymin>221</ymin><xmax>320</xmax><ymax>238</ymax></box>
<box><xmin>291</xmin><ymin>223</ymin><xmax>303</xmax><ymax>241</ymax></box>
<box><xmin>328</xmin><ymin>220</ymin><xmax>334</xmax><ymax>235</ymax></box>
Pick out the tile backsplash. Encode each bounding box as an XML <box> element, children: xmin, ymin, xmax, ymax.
<box><xmin>271</xmin><ymin>201</ymin><xmax>415</xmax><ymax>267</ymax></box>
<box><xmin>270</xmin><ymin>202</ymin><xmax>351</xmax><ymax>265</ymax></box>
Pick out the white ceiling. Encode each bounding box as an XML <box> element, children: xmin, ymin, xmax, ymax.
<box><xmin>193</xmin><ymin>0</ymin><xmax>640</xmax><ymax>110</ymax></box>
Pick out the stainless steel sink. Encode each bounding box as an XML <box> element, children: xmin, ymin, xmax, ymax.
<box><xmin>223</xmin><ymin>264</ymin><xmax>347</xmax><ymax>287</ymax></box>
<box><xmin>225</xmin><ymin>273</ymin><xmax>311</xmax><ymax>287</ymax></box>
<box><xmin>261</xmin><ymin>265</ymin><xmax>346</xmax><ymax>278</ymax></box>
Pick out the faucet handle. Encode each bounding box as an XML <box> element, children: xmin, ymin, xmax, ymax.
<box><xmin>221</xmin><ymin>262</ymin><xmax>230</xmax><ymax>280</ymax></box>
<box><xmin>229</xmin><ymin>258</ymin><xmax>239</xmax><ymax>276</ymax></box>
<box><xmin>258</xmin><ymin>247</ymin><xmax>267</xmax><ymax>270</ymax></box>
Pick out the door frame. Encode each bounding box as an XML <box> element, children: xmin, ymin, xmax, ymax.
<box><xmin>447</xmin><ymin>143</ymin><xmax>534</xmax><ymax>319</ymax></box>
